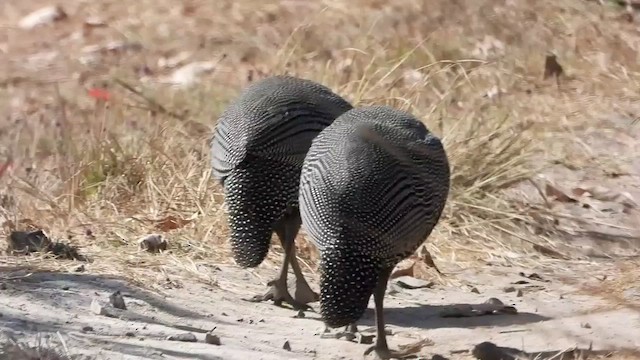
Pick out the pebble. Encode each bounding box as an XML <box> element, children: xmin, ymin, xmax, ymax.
<box><xmin>205</xmin><ymin>333</ymin><xmax>221</xmax><ymax>345</ymax></box>
<box><xmin>167</xmin><ymin>333</ymin><xmax>197</xmax><ymax>342</ymax></box>
<box><xmin>109</xmin><ymin>290</ymin><xmax>127</xmax><ymax>310</ymax></box>
<box><xmin>282</xmin><ymin>340</ymin><xmax>291</xmax><ymax>351</ymax></box>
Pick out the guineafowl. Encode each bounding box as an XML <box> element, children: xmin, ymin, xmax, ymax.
<box><xmin>210</xmin><ymin>75</ymin><xmax>353</xmax><ymax>310</ymax></box>
<box><xmin>299</xmin><ymin>105</ymin><xmax>450</xmax><ymax>358</ymax></box>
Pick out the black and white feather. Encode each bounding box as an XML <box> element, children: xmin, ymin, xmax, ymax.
<box><xmin>210</xmin><ymin>75</ymin><xmax>353</xmax><ymax>268</ymax></box>
<box><xmin>299</xmin><ymin>105</ymin><xmax>450</xmax><ymax>327</ymax></box>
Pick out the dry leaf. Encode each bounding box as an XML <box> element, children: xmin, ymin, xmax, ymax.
<box><xmin>397</xmin><ymin>338</ymin><xmax>434</xmax><ymax>354</ymax></box>
<box><xmin>18</xmin><ymin>6</ymin><xmax>67</xmax><ymax>30</ymax></box>
<box><xmin>390</xmin><ymin>261</ymin><xmax>415</xmax><ymax>279</ymax></box>
<box><xmin>0</xmin><ymin>160</ymin><xmax>12</xmax><ymax>178</ymax></box>
<box><xmin>532</xmin><ymin>244</ymin><xmax>566</xmax><ymax>259</ymax></box>
<box><xmin>161</xmin><ymin>61</ymin><xmax>217</xmax><ymax>88</ymax></box>
<box><xmin>572</xmin><ymin>185</ymin><xmax>637</xmax><ymax>209</ymax></box>
<box><xmin>543</xmin><ymin>53</ymin><xmax>564</xmax><ymax>81</ymax></box>
<box><xmin>158</xmin><ymin>51</ymin><xmax>192</xmax><ymax>69</ymax></box>
<box><xmin>544</xmin><ymin>183</ymin><xmax>577</xmax><ymax>203</ymax></box>
<box><xmin>153</xmin><ymin>215</ymin><xmax>192</xmax><ymax>232</ymax></box>
<box><xmin>418</xmin><ymin>246</ymin><xmax>442</xmax><ymax>274</ymax></box>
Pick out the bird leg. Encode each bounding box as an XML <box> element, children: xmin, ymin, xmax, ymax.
<box><xmin>363</xmin><ymin>267</ymin><xmax>413</xmax><ymax>360</ymax></box>
<box><xmin>246</xmin><ymin>214</ymin><xmax>316</xmax><ymax>310</ymax></box>
<box><xmin>289</xmin><ymin>243</ymin><xmax>320</xmax><ymax>304</ymax></box>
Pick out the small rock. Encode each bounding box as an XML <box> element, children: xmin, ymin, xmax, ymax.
<box><xmin>82</xmin><ymin>326</ymin><xmax>94</xmax><ymax>332</ymax></box>
<box><xmin>138</xmin><ymin>234</ymin><xmax>167</xmax><ymax>253</ymax></box>
<box><xmin>125</xmin><ymin>332</ymin><xmax>135</xmax><ymax>337</ymax></box>
<box><xmin>472</xmin><ymin>341</ymin><xmax>515</xmax><ymax>360</ymax></box>
<box><xmin>167</xmin><ymin>333</ymin><xmax>197</xmax><ymax>342</ymax></box>
<box><xmin>74</xmin><ymin>264</ymin><xmax>85</xmax><ymax>273</ymax></box>
<box><xmin>294</xmin><ymin>310</ymin><xmax>305</xmax><ymax>318</ymax></box>
<box><xmin>581</xmin><ymin>322</ymin><xmax>592</xmax><ymax>329</ymax></box>
<box><xmin>503</xmin><ymin>287</ymin><xmax>516</xmax><ymax>293</ymax></box>
<box><xmin>90</xmin><ymin>299</ymin><xmax>111</xmax><ymax>316</ymax></box>
<box><xmin>205</xmin><ymin>333</ymin><xmax>221</xmax><ymax>345</ymax></box>
<box><xmin>61</xmin><ymin>285</ymin><xmax>70</xmax><ymax>291</ymax></box>
<box><xmin>282</xmin><ymin>340</ymin><xmax>291</xmax><ymax>351</ymax></box>
<box><xmin>18</xmin><ymin>6</ymin><xmax>67</xmax><ymax>30</ymax></box>
<box><xmin>161</xmin><ymin>61</ymin><xmax>217</xmax><ymax>88</ymax></box>
<box><xmin>109</xmin><ymin>291</ymin><xmax>127</xmax><ymax>310</ymax></box>
<box><xmin>356</xmin><ymin>334</ymin><xmax>375</xmax><ymax>344</ymax></box>
<box><xmin>394</xmin><ymin>276</ymin><xmax>434</xmax><ymax>290</ymax></box>
<box><xmin>470</xmin><ymin>287</ymin><xmax>480</xmax><ymax>294</ymax></box>
<box><xmin>0</xmin><ymin>283</ymin><xmax>6</xmax><ymax>290</ymax></box>
<box><xmin>432</xmin><ymin>355</ymin><xmax>450</xmax><ymax>360</ymax></box>
<box><xmin>7</xmin><ymin>229</ymin><xmax>50</xmax><ymax>255</ymax></box>
<box><xmin>516</xmin><ymin>289</ymin><xmax>523</xmax><ymax>297</ymax></box>
<box><xmin>485</xmin><ymin>298</ymin><xmax>504</xmax><ymax>306</ymax></box>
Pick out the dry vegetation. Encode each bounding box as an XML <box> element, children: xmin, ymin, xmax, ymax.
<box><xmin>1</xmin><ymin>0</ymin><xmax>639</xmax><ymax>318</ymax></box>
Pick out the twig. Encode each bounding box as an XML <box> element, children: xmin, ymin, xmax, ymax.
<box><xmin>527</xmin><ymin>178</ymin><xmax>551</xmax><ymax>209</ymax></box>
<box><xmin>113</xmin><ymin>78</ymin><xmax>184</xmax><ymax>120</ymax></box>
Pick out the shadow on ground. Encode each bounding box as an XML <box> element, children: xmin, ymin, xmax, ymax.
<box><xmin>310</xmin><ymin>304</ymin><xmax>550</xmax><ymax>330</ymax></box>
<box><xmin>0</xmin><ymin>267</ymin><xmax>203</xmax><ymax>319</ymax></box>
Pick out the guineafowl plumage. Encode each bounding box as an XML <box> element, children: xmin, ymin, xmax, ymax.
<box><xmin>299</xmin><ymin>105</ymin><xmax>450</xmax><ymax>358</ymax></box>
<box><xmin>210</xmin><ymin>75</ymin><xmax>353</xmax><ymax>309</ymax></box>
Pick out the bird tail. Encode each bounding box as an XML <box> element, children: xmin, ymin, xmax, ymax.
<box><xmin>318</xmin><ymin>249</ymin><xmax>382</xmax><ymax>328</ymax></box>
<box><xmin>227</xmin><ymin>207</ymin><xmax>273</xmax><ymax>268</ymax></box>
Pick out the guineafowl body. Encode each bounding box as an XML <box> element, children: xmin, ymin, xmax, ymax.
<box><xmin>299</xmin><ymin>105</ymin><xmax>450</xmax><ymax>358</ymax></box>
<box><xmin>210</xmin><ymin>75</ymin><xmax>353</xmax><ymax>308</ymax></box>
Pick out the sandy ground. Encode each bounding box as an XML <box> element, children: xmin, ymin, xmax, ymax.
<box><xmin>1</xmin><ymin>258</ymin><xmax>639</xmax><ymax>360</ymax></box>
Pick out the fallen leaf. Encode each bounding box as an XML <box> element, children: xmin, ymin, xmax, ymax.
<box><xmin>154</xmin><ymin>215</ymin><xmax>192</xmax><ymax>232</ymax></box>
<box><xmin>545</xmin><ymin>183</ymin><xmax>577</xmax><ymax>203</ymax></box>
<box><xmin>396</xmin><ymin>338</ymin><xmax>434</xmax><ymax>354</ymax></box>
<box><xmin>158</xmin><ymin>51</ymin><xmax>193</xmax><ymax>69</ymax></box>
<box><xmin>0</xmin><ymin>160</ymin><xmax>13</xmax><ymax>178</ymax></box>
<box><xmin>394</xmin><ymin>276</ymin><xmax>434</xmax><ymax>289</ymax></box>
<box><xmin>18</xmin><ymin>6</ymin><xmax>67</xmax><ymax>30</ymax></box>
<box><xmin>418</xmin><ymin>246</ymin><xmax>442</xmax><ymax>274</ymax></box>
<box><xmin>88</xmin><ymin>88</ymin><xmax>111</xmax><ymax>101</ymax></box>
<box><xmin>543</xmin><ymin>53</ymin><xmax>564</xmax><ymax>82</ymax></box>
<box><xmin>532</xmin><ymin>244</ymin><xmax>566</xmax><ymax>259</ymax></box>
<box><xmin>572</xmin><ymin>185</ymin><xmax>637</xmax><ymax>209</ymax></box>
<box><xmin>161</xmin><ymin>61</ymin><xmax>217</xmax><ymax>88</ymax></box>
<box><xmin>390</xmin><ymin>261</ymin><xmax>414</xmax><ymax>279</ymax></box>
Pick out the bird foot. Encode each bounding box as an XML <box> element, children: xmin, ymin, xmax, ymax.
<box><xmin>363</xmin><ymin>345</ymin><xmax>415</xmax><ymax>360</ymax></box>
<box><xmin>244</xmin><ymin>279</ymin><xmax>312</xmax><ymax>311</ymax></box>
<box><xmin>293</xmin><ymin>277</ymin><xmax>320</xmax><ymax>305</ymax></box>
<box><xmin>319</xmin><ymin>324</ymin><xmax>374</xmax><ymax>344</ymax></box>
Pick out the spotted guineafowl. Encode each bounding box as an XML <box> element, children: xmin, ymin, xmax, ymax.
<box><xmin>210</xmin><ymin>75</ymin><xmax>353</xmax><ymax>310</ymax></box>
<box><xmin>299</xmin><ymin>105</ymin><xmax>450</xmax><ymax>358</ymax></box>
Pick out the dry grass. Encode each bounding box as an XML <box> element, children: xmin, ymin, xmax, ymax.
<box><xmin>1</xmin><ymin>0</ymin><xmax>639</xmax><ymax>289</ymax></box>
<box><xmin>0</xmin><ymin>331</ymin><xmax>81</xmax><ymax>360</ymax></box>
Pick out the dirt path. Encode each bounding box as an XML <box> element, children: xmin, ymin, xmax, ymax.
<box><xmin>1</xmin><ymin>259</ymin><xmax>639</xmax><ymax>360</ymax></box>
